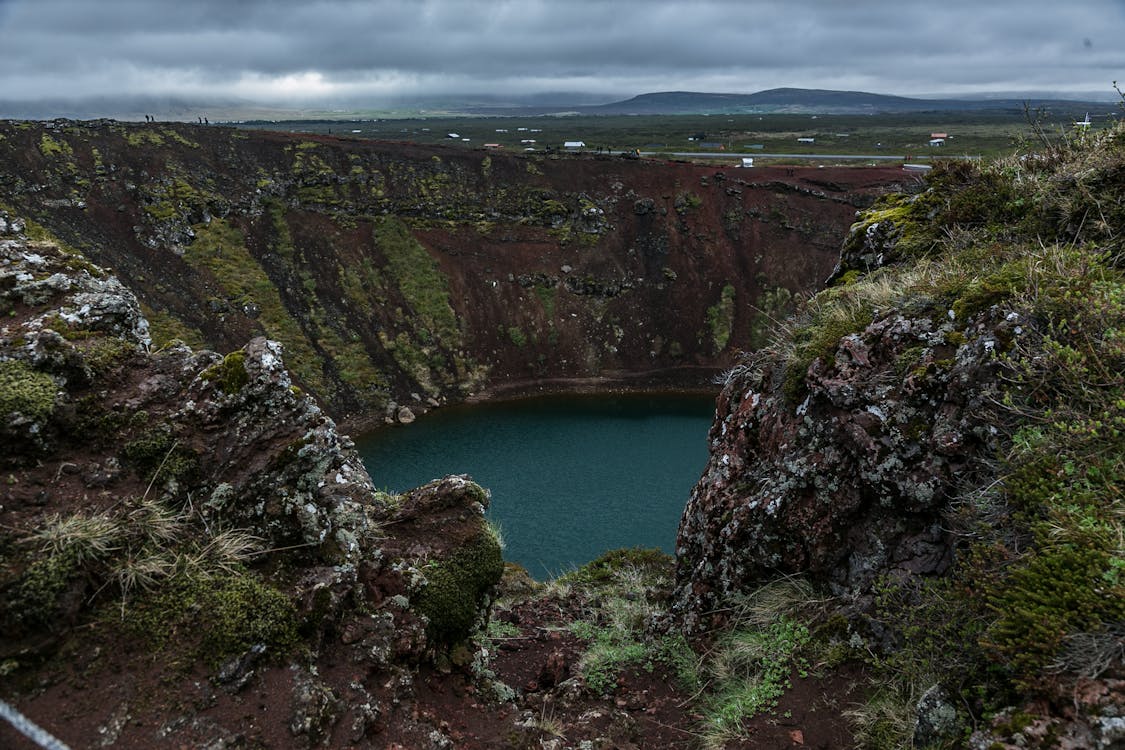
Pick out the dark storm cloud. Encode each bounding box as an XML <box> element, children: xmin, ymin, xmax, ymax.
<box><xmin>0</xmin><ymin>0</ymin><xmax>1122</xmax><ymax>103</ymax></box>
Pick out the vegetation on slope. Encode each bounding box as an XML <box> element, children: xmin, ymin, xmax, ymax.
<box><xmin>748</xmin><ymin>120</ymin><xmax>1125</xmax><ymax>746</ymax></box>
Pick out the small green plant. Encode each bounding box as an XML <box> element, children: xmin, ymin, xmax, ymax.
<box><xmin>559</xmin><ymin>549</ymin><xmax>698</xmax><ymax>695</ymax></box>
<box><xmin>699</xmin><ymin>616</ymin><xmax>811</xmax><ymax>747</ymax></box>
<box><xmin>506</xmin><ymin>326</ymin><xmax>528</xmax><ymax>347</ymax></box>
<box><xmin>844</xmin><ymin>688</ymin><xmax>918</xmax><ymax>750</ymax></box>
<box><xmin>8</xmin><ymin>495</ymin><xmax>265</xmax><ymax>632</ymax></box>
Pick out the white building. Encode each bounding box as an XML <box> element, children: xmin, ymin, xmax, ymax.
<box><xmin>564</xmin><ymin>141</ymin><xmax>586</xmax><ymax>149</ymax></box>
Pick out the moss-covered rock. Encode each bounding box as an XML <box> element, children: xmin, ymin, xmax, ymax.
<box><xmin>201</xmin><ymin>349</ymin><xmax>250</xmax><ymax>394</ymax></box>
<box><xmin>414</xmin><ymin>525</ymin><xmax>504</xmax><ymax>644</ymax></box>
<box><xmin>0</xmin><ymin>360</ymin><xmax>57</xmax><ymax>422</ymax></box>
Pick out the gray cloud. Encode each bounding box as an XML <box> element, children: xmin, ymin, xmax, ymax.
<box><xmin>0</xmin><ymin>0</ymin><xmax>1122</xmax><ymax>106</ymax></box>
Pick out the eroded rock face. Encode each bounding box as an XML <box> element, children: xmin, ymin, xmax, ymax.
<box><xmin>673</xmin><ymin>296</ymin><xmax>1016</xmax><ymax>629</ymax></box>
<box><xmin>0</xmin><ymin>119</ymin><xmax>904</xmax><ymax>424</ymax></box>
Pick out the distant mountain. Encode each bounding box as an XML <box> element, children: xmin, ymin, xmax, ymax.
<box><xmin>588</xmin><ymin>88</ymin><xmax>1113</xmax><ymax>115</ymax></box>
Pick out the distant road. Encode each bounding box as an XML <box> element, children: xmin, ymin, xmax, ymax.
<box><xmin>642</xmin><ymin>151</ymin><xmax>980</xmax><ymax>161</ymax></box>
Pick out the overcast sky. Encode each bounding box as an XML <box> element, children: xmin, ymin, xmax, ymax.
<box><xmin>1</xmin><ymin>0</ymin><xmax>1123</xmax><ymax>107</ymax></box>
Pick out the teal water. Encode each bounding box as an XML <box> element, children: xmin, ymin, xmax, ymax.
<box><xmin>355</xmin><ymin>394</ymin><xmax>715</xmax><ymax>580</ymax></box>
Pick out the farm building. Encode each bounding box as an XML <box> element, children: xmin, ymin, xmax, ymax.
<box><xmin>563</xmin><ymin>141</ymin><xmax>586</xmax><ymax>149</ymax></box>
<box><xmin>929</xmin><ymin>138</ymin><xmax>946</xmax><ymax>147</ymax></box>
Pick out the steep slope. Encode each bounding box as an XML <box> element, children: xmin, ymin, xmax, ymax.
<box><xmin>675</xmin><ymin>126</ymin><xmax>1125</xmax><ymax>746</ymax></box>
<box><xmin>0</xmin><ymin>119</ymin><xmax>902</xmax><ymax>426</ymax></box>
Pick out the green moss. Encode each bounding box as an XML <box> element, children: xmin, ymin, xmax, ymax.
<box><xmin>142</xmin><ymin>305</ymin><xmax>207</xmax><ymax>350</ymax></box>
<box><xmin>160</xmin><ymin>128</ymin><xmax>200</xmax><ymax>149</ymax></box>
<box><xmin>265</xmin><ymin>199</ymin><xmax>295</xmax><ymax>260</ymax></box>
<box><xmin>6</xmin><ymin>550</ymin><xmax>82</xmax><ymax>630</ymax></box>
<box><xmin>124</xmin><ymin>129</ymin><xmax>165</xmax><ymax>148</ymax></box>
<box><xmin>142</xmin><ymin>177</ymin><xmax>206</xmax><ymax>223</ymax></box>
<box><xmin>82</xmin><ymin>336</ymin><xmax>136</xmax><ymax>374</ymax></box>
<box><xmin>0</xmin><ymin>360</ymin><xmax>57</xmax><ymax>421</ymax></box>
<box><xmin>840</xmin><ymin>192</ymin><xmax>938</xmax><ymax>267</ymax></box>
<box><xmin>534</xmin><ymin>283</ymin><xmax>558</xmax><ymax>319</ymax></box>
<box><xmin>200</xmin><ymin>350</ymin><xmax>250</xmax><ymax>394</ymax></box>
<box><xmin>507</xmin><ymin>326</ymin><xmax>528</xmax><ymax>347</ymax></box>
<box><xmin>308</xmin><ymin>308</ymin><xmax>387</xmax><ymax>399</ymax></box>
<box><xmin>121</xmin><ymin>427</ymin><xmax>199</xmax><ymax>485</ymax></box>
<box><xmin>38</xmin><ymin>133</ymin><xmax>74</xmax><ymax>159</ymax></box>
<box><xmin>706</xmin><ymin>283</ymin><xmax>737</xmax><ymax>352</ymax></box>
<box><xmin>129</xmin><ymin>571</ymin><xmax>299</xmax><ymax>665</ymax></box>
<box><xmin>414</xmin><ymin>524</ymin><xmax>504</xmax><ymax>644</ymax></box>
<box><xmin>675</xmin><ymin>191</ymin><xmax>703</xmax><ymax>214</ymax></box>
<box><xmin>949</xmin><ymin>258</ymin><xmax>1027</xmax><ymax>322</ymax></box>
<box><xmin>337</xmin><ymin>258</ymin><xmax>386</xmax><ymax>313</ymax></box>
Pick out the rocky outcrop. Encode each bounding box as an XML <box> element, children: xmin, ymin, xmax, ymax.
<box><xmin>0</xmin><ymin>211</ymin><xmax>503</xmax><ymax>748</ymax></box>
<box><xmin>674</xmin><ymin>302</ymin><xmax>1011</xmax><ymax>625</ymax></box>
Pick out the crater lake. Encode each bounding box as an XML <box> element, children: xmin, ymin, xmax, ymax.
<box><xmin>355</xmin><ymin>393</ymin><xmax>715</xmax><ymax>579</ymax></box>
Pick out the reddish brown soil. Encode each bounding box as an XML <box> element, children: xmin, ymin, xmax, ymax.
<box><xmin>0</xmin><ymin>568</ymin><xmax>867</xmax><ymax>750</ymax></box>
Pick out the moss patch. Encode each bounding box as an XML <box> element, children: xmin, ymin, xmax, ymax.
<box><xmin>121</xmin><ymin>427</ymin><xmax>200</xmax><ymax>485</ymax></box>
<box><xmin>706</xmin><ymin>283</ymin><xmax>737</xmax><ymax>352</ymax></box>
<box><xmin>129</xmin><ymin>571</ymin><xmax>299</xmax><ymax>666</ymax></box>
<box><xmin>414</xmin><ymin>525</ymin><xmax>504</xmax><ymax>644</ymax></box>
<box><xmin>375</xmin><ymin>216</ymin><xmax>460</xmax><ymax>347</ymax></box>
<box><xmin>0</xmin><ymin>360</ymin><xmax>57</xmax><ymax>421</ymax></box>
<box><xmin>201</xmin><ymin>350</ymin><xmax>250</xmax><ymax>394</ymax></box>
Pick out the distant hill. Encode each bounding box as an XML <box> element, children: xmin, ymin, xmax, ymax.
<box><xmin>587</xmin><ymin>88</ymin><xmax>1112</xmax><ymax>115</ymax></box>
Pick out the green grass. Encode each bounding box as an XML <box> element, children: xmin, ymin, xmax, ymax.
<box><xmin>233</xmin><ymin>109</ymin><xmax>1087</xmax><ymax>161</ymax></box>
<box><xmin>183</xmin><ymin>218</ymin><xmax>327</xmax><ymax>394</ymax></box>
<box><xmin>706</xmin><ymin>283</ymin><xmax>736</xmax><ymax>352</ymax></box>
<box><xmin>374</xmin><ymin>216</ymin><xmax>461</xmax><ymax>347</ymax></box>
<box><xmin>557</xmin><ymin>549</ymin><xmax>700</xmax><ymax>696</ymax></box>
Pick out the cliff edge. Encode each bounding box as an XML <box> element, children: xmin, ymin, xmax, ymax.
<box><xmin>675</xmin><ymin>126</ymin><xmax>1125</xmax><ymax>746</ymax></box>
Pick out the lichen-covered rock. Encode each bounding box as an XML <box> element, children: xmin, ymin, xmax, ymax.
<box><xmin>369</xmin><ymin>475</ymin><xmax>504</xmax><ymax>648</ymax></box>
<box><xmin>673</xmin><ymin>301</ymin><xmax>1012</xmax><ymax>627</ymax></box>
<box><xmin>171</xmin><ymin>335</ymin><xmax>388</xmax><ymax>563</ymax></box>
<box><xmin>913</xmin><ymin>684</ymin><xmax>961</xmax><ymax>747</ymax></box>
